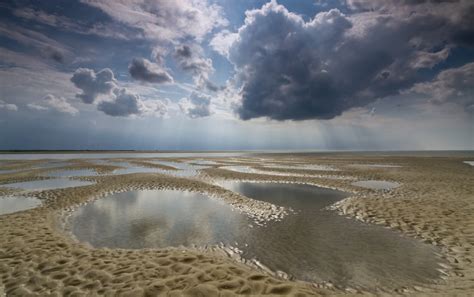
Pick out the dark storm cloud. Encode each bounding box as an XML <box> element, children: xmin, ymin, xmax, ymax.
<box><xmin>70</xmin><ymin>68</ymin><xmax>116</xmax><ymax>104</ymax></box>
<box><xmin>97</xmin><ymin>88</ymin><xmax>141</xmax><ymax>117</ymax></box>
<box><xmin>128</xmin><ymin>58</ymin><xmax>173</xmax><ymax>83</ymax></box>
<box><xmin>226</xmin><ymin>0</ymin><xmax>474</xmax><ymax>121</ymax></box>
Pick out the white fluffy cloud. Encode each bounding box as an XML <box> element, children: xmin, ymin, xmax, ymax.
<box><xmin>25</xmin><ymin>95</ymin><xmax>78</xmax><ymax>115</ymax></box>
<box><xmin>174</xmin><ymin>44</ymin><xmax>218</xmax><ymax>91</ymax></box>
<box><xmin>179</xmin><ymin>92</ymin><xmax>212</xmax><ymax>118</ymax></box>
<box><xmin>98</xmin><ymin>88</ymin><xmax>168</xmax><ymax>117</ymax></box>
<box><xmin>70</xmin><ymin>68</ymin><xmax>117</xmax><ymax>103</ymax></box>
<box><xmin>0</xmin><ymin>100</ymin><xmax>18</xmax><ymax>111</ymax></box>
<box><xmin>210</xmin><ymin>30</ymin><xmax>238</xmax><ymax>57</ymax></box>
<box><xmin>410</xmin><ymin>62</ymin><xmax>474</xmax><ymax>111</ymax></box>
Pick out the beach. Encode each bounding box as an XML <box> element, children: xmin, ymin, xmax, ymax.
<box><xmin>0</xmin><ymin>153</ymin><xmax>473</xmax><ymax>296</ymax></box>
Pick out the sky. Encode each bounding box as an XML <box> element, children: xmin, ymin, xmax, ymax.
<box><xmin>0</xmin><ymin>0</ymin><xmax>473</xmax><ymax>150</ymax></box>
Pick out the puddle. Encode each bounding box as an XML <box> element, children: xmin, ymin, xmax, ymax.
<box><xmin>0</xmin><ymin>196</ymin><xmax>42</xmax><ymax>215</ymax></box>
<box><xmin>69</xmin><ymin>183</ymin><xmax>440</xmax><ymax>291</ymax></box>
<box><xmin>112</xmin><ymin>166</ymin><xmax>168</xmax><ymax>175</ymax></box>
<box><xmin>2</xmin><ymin>178</ymin><xmax>95</xmax><ymax>191</ymax></box>
<box><xmin>0</xmin><ymin>169</ymin><xmax>23</xmax><ymax>174</ymax></box>
<box><xmin>188</xmin><ymin>159</ymin><xmax>219</xmax><ymax>165</ymax></box>
<box><xmin>46</xmin><ymin>169</ymin><xmax>98</xmax><ymax>177</ymax></box>
<box><xmin>351</xmin><ymin>180</ymin><xmax>400</xmax><ymax>190</ymax></box>
<box><xmin>68</xmin><ymin>190</ymin><xmax>243</xmax><ymax>248</ymax></box>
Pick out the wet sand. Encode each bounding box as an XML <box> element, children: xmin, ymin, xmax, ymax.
<box><xmin>0</xmin><ymin>154</ymin><xmax>473</xmax><ymax>296</ymax></box>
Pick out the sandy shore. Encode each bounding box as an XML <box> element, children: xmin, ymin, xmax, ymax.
<box><xmin>0</xmin><ymin>155</ymin><xmax>473</xmax><ymax>296</ymax></box>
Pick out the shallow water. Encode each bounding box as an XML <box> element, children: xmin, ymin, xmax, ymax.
<box><xmin>69</xmin><ymin>190</ymin><xmax>243</xmax><ymax>248</ymax></box>
<box><xmin>0</xmin><ymin>196</ymin><xmax>42</xmax><ymax>215</ymax></box>
<box><xmin>351</xmin><ymin>180</ymin><xmax>400</xmax><ymax>190</ymax></box>
<box><xmin>0</xmin><ymin>152</ymin><xmax>247</xmax><ymax>160</ymax></box>
<box><xmin>112</xmin><ymin>166</ymin><xmax>168</xmax><ymax>175</ymax></box>
<box><xmin>46</xmin><ymin>169</ymin><xmax>98</xmax><ymax>177</ymax></box>
<box><xmin>70</xmin><ymin>184</ymin><xmax>440</xmax><ymax>290</ymax></box>
<box><xmin>2</xmin><ymin>178</ymin><xmax>95</xmax><ymax>191</ymax></box>
<box><xmin>263</xmin><ymin>164</ymin><xmax>338</xmax><ymax>171</ymax></box>
<box><xmin>349</xmin><ymin>164</ymin><xmax>402</xmax><ymax>168</ymax></box>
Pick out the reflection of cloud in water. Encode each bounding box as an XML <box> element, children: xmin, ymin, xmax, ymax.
<box><xmin>3</xmin><ymin>178</ymin><xmax>94</xmax><ymax>191</ymax></box>
<box><xmin>0</xmin><ymin>196</ymin><xmax>41</xmax><ymax>215</ymax></box>
<box><xmin>70</xmin><ymin>190</ymin><xmax>243</xmax><ymax>249</ymax></box>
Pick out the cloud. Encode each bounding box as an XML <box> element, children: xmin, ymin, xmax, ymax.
<box><xmin>27</xmin><ymin>103</ymin><xmax>48</xmax><ymax>111</ymax></box>
<box><xmin>0</xmin><ymin>22</ymin><xmax>70</xmax><ymax>63</ymax></box>
<box><xmin>410</xmin><ymin>48</ymin><xmax>451</xmax><ymax>69</ymax></box>
<box><xmin>210</xmin><ymin>30</ymin><xmax>238</xmax><ymax>56</ymax></box>
<box><xmin>97</xmin><ymin>88</ymin><xmax>167</xmax><ymax>117</ymax></box>
<box><xmin>174</xmin><ymin>44</ymin><xmax>218</xmax><ymax>91</ymax></box>
<box><xmin>410</xmin><ymin>62</ymin><xmax>474</xmax><ymax>111</ymax></box>
<box><xmin>141</xmin><ymin>99</ymin><xmax>168</xmax><ymax>117</ymax></box>
<box><xmin>70</xmin><ymin>68</ymin><xmax>117</xmax><ymax>103</ymax></box>
<box><xmin>0</xmin><ymin>100</ymin><xmax>18</xmax><ymax>111</ymax></box>
<box><xmin>179</xmin><ymin>92</ymin><xmax>212</xmax><ymax>118</ymax></box>
<box><xmin>98</xmin><ymin>88</ymin><xmax>141</xmax><ymax>117</ymax></box>
<box><xmin>224</xmin><ymin>0</ymin><xmax>474</xmax><ymax>121</ymax></box>
<box><xmin>81</xmin><ymin>0</ymin><xmax>227</xmax><ymax>43</ymax></box>
<box><xmin>128</xmin><ymin>58</ymin><xmax>173</xmax><ymax>83</ymax></box>
<box><xmin>12</xmin><ymin>7</ymin><xmax>136</xmax><ymax>40</ymax></box>
<box><xmin>43</xmin><ymin>94</ymin><xmax>79</xmax><ymax>115</ymax></box>
<box><xmin>25</xmin><ymin>95</ymin><xmax>78</xmax><ymax>115</ymax></box>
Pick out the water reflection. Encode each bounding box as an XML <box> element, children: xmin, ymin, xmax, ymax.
<box><xmin>46</xmin><ymin>169</ymin><xmax>98</xmax><ymax>177</ymax></box>
<box><xmin>70</xmin><ymin>184</ymin><xmax>440</xmax><ymax>290</ymax></box>
<box><xmin>70</xmin><ymin>190</ymin><xmax>243</xmax><ymax>248</ymax></box>
<box><xmin>2</xmin><ymin>178</ymin><xmax>95</xmax><ymax>191</ymax></box>
<box><xmin>0</xmin><ymin>196</ymin><xmax>41</xmax><ymax>215</ymax></box>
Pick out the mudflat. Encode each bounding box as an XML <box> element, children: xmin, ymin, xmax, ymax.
<box><xmin>0</xmin><ymin>153</ymin><xmax>473</xmax><ymax>296</ymax></box>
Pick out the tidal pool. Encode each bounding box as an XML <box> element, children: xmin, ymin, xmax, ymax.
<box><xmin>69</xmin><ymin>184</ymin><xmax>441</xmax><ymax>291</ymax></box>
<box><xmin>0</xmin><ymin>196</ymin><xmax>42</xmax><ymax>215</ymax></box>
<box><xmin>69</xmin><ymin>190</ymin><xmax>243</xmax><ymax>248</ymax></box>
<box><xmin>2</xmin><ymin>178</ymin><xmax>95</xmax><ymax>191</ymax></box>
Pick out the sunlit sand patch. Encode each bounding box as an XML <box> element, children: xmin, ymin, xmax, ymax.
<box><xmin>351</xmin><ymin>180</ymin><xmax>400</xmax><ymax>190</ymax></box>
<box><xmin>0</xmin><ymin>196</ymin><xmax>42</xmax><ymax>215</ymax></box>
